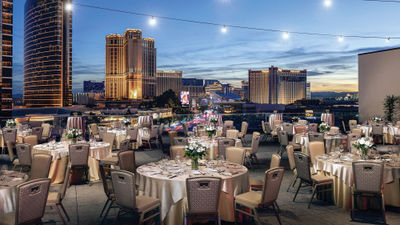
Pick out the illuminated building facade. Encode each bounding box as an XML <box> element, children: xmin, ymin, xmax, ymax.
<box><xmin>182</xmin><ymin>78</ymin><xmax>204</xmax><ymax>99</ymax></box>
<box><xmin>205</xmin><ymin>81</ymin><xmax>223</xmax><ymax>95</ymax></box>
<box><xmin>0</xmin><ymin>0</ymin><xmax>13</xmax><ymax>118</ymax></box>
<box><xmin>156</xmin><ymin>70</ymin><xmax>182</xmax><ymax>96</ymax></box>
<box><xmin>24</xmin><ymin>0</ymin><xmax>72</xmax><ymax>107</ymax></box>
<box><xmin>249</xmin><ymin>66</ymin><xmax>307</xmax><ymax>104</ymax></box>
<box><xmin>105</xmin><ymin>29</ymin><xmax>156</xmax><ymax>100</ymax></box>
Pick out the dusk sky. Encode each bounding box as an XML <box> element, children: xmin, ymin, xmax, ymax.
<box><xmin>12</xmin><ymin>0</ymin><xmax>400</xmax><ymax>94</ymax></box>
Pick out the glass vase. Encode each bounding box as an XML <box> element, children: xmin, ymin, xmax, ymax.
<box><xmin>191</xmin><ymin>159</ymin><xmax>199</xmax><ymax>170</ymax></box>
<box><xmin>71</xmin><ymin>138</ymin><xmax>77</xmax><ymax>144</ymax></box>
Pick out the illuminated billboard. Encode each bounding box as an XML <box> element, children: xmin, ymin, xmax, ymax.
<box><xmin>180</xmin><ymin>91</ymin><xmax>190</xmax><ymax>107</ymax></box>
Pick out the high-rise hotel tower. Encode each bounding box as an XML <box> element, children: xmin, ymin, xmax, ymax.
<box><xmin>249</xmin><ymin>66</ymin><xmax>307</xmax><ymax>104</ymax></box>
<box><xmin>0</xmin><ymin>0</ymin><xmax>13</xmax><ymax>118</ymax></box>
<box><xmin>24</xmin><ymin>0</ymin><xmax>72</xmax><ymax>107</ymax></box>
<box><xmin>105</xmin><ymin>29</ymin><xmax>156</xmax><ymax>100</ymax></box>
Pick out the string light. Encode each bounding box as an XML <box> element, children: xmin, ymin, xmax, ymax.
<box><xmin>282</xmin><ymin>32</ymin><xmax>290</xmax><ymax>40</ymax></box>
<box><xmin>65</xmin><ymin>2</ymin><xmax>73</xmax><ymax>11</ymax></box>
<box><xmin>221</xmin><ymin>25</ymin><xmax>227</xmax><ymax>33</ymax></box>
<box><xmin>324</xmin><ymin>0</ymin><xmax>333</xmax><ymax>7</ymax></box>
<box><xmin>338</xmin><ymin>35</ymin><xmax>344</xmax><ymax>42</ymax></box>
<box><xmin>72</xmin><ymin>2</ymin><xmax>400</xmax><ymax>41</ymax></box>
<box><xmin>149</xmin><ymin>16</ymin><xmax>157</xmax><ymax>26</ymax></box>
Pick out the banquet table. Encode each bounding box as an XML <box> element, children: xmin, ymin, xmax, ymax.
<box><xmin>321</xmin><ymin>113</ymin><xmax>335</xmax><ymax>126</ymax></box>
<box><xmin>188</xmin><ymin>136</ymin><xmax>242</xmax><ymax>160</ymax></box>
<box><xmin>294</xmin><ymin>133</ymin><xmax>347</xmax><ymax>154</ymax></box>
<box><xmin>357</xmin><ymin>124</ymin><xmax>400</xmax><ymax>144</ymax></box>
<box><xmin>0</xmin><ymin>129</ymin><xmax>32</xmax><ymax>148</ymax></box>
<box><xmin>0</xmin><ymin>170</ymin><xmax>29</xmax><ymax>214</ymax></box>
<box><xmin>313</xmin><ymin>153</ymin><xmax>400</xmax><ymax>209</ymax></box>
<box><xmin>136</xmin><ymin>159</ymin><xmax>249</xmax><ymax>225</ymax></box>
<box><xmin>33</xmin><ymin>141</ymin><xmax>110</xmax><ymax>183</ymax></box>
<box><xmin>106</xmin><ymin>129</ymin><xmax>127</xmax><ymax>149</ymax></box>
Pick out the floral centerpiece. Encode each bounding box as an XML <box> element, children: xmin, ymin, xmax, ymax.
<box><xmin>209</xmin><ymin>115</ymin><xmax>218</xmax><ymax>124</ymax></box>
<box><xmin>184</xmin><ymin>141</ymin><xmax>207</xmax><ymax>170</ymax></box>
<box><xmin>5</xmin><ymin>119</ymin><xmax>16</xmax><ymax>128</ymax></box>
<box><xmin>318</xmin><ymin>122</ymin><xmax>331</xmax><ymax>133</ymax></box>
<box><xmin>66</xmin><ymin>128</ymin><xmax>82</xmax><ymax>144</ymax></box>
<box><xmin>121</xmin><ymin>118</ymin><xmax>131</xmax><ymax>127</ymax></box>
<box><xmin>205</xmin><ymin>126</ymin><xmax>216</xmax><ymax>139</ymax></box>
<box><xmin>352</xmin><ymin>137</ymin><xmax>376</xmax><ymax>160</ymax></box>
<box><xmin>292</xmin><ymin>116</ymin><xmax>300</xmax><ymax>123</ymax></box>
<box><xmin>371</xmin><ymin>116</ymin><xmax>383</xmax><ymax>123</ymax></box>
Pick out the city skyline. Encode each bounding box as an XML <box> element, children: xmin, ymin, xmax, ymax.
<box><xmin>11</xmin><ymin>0</ymin><xmax>400</xmax><ymax>95</ymax></box>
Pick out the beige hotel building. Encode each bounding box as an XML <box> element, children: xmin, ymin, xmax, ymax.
<box><xmin>156</xmin><ymin>70</ymin><xmax>182</xmax><ymax>96</ymax></box>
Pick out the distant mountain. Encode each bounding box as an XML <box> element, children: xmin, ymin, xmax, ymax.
<box><xmin>311</xmin><ymin>92</ymin><xmax>358</xmax><ymax>98</ymax></box>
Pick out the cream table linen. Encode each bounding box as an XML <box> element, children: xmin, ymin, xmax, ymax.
<box><xmin>136</xmin><ymin>160</ymin><xmax>249</xmax><ymax>225</ymax></box>
<box><xmin>0</xmin><ymin>171</ymin><xmax>29</xmax><ymax>214</ymax></box>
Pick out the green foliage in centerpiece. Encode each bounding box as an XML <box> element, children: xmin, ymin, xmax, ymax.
<box><xmin>352</xmin><ymin>137</ymin><xmax>376</xmax><ymax>160</ymax></box>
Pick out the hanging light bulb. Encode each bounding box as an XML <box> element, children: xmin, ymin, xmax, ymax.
<box><xmin>338</xmin><ymin>35</ymin><xmax>344</xmax><ymax>42</ymax></box>
<box><xmin>221</xmin><ymin>25</ymin><xmax>227</xmax><ymax>33</ymax></box>
<box><xmin>386</xmin><ymin>37</ymin><xmax>391</xmax><ymax>43</ymax></box>
<box><xmin>324</xmin><ymin>0</ymin><xmax>332</xmax><ymax>8</ymax></box>
<box><xmin>282</xmin><ymin>32</ymin><xmax>290</xmax><ymax>40</ymax></box>
<box><xmin>65</xmin><ymin>2</ymin><xmax>73</xmax><ymax>11</ymax></box>
<box><xmin>149</xmin><ymin>16</ymin><xmax>157</xmax><ymax>26</ymax></box>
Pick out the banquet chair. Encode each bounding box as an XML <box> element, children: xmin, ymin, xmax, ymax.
<box><xmin>99</xmin><ymin>163</ymin><xmax>116</xmax><ymax>223</ymax></box>
<box><xmin>32</xmin><ymin>126</ymin><xmax>43</xmax><ymax>142</ymax></box>
<box><xmin>29</xmin><ymin>121</ymin><xmax>43</xmax><ymax>128</ymax></box>
<box><xmin>118</xmin><ymin>150</ymin><xmax>136</xmax><ymax>173</ymax></box>
<box><xmin>347</xmin><ymin>133</ymin><xmax>361</xmax><ymax>153</ymax></box>
<box><xmin>250</xmin><ymin>153</ymin><xmax>281</xmax><ymax>191</ymax></box>
<box><xmin>261</xmin><ymin>120</ymin><xmax>273</xmax><ymax>142</ymax></box>
<box><xmin>182</xmin><ymin>122</ymin><xmax>190</xmax><ymax>137</ymax></box>
<box><xmin>13</xmin><ymin>143</ymin><xmax>32</xmax><ymax>171</ymax></box>
<box><xmin>168</xmin><ymin>130</ymin><xmax>178</xmax><ymax>146</ymax></box>
<box><xmin>69</xmin><ymin>143</ymin><xmax>90</xmax><ymax>182</ymax></box>
<box><xmin>119</xmin><ymin>139</ymin><xmax>130</xmax><ymax>153</ymax></box>
<box><xmin>396</xmin><ymin>121</ymin><xmax>400</xmax><ymax>127</ymax></box>
<box><xmin>226</xmin><ymin>147</ymin><xmax>245</xmax><ymax>165</ymax></box>
<box><xmin>98</xmin><ymin>126</ymin><xmax>107</xmax><ymax>140</ymax></box>
<box><xmin>185</xmin><ymin>177</ymin><xmax>222</xmax><ymax>225</ymax></box>
<box><xmin>30</xmin><ymin>153</ymin><xmax>52</xmax><ymax>180</ymax></box>
<box><xmin>110</xmin><ymin>170</ymin><xmax>161</xmax><ymax>225</ymax></box>
<box><xmin>272</xmin><ymin>119</ymin><xmax>283</xmax><ymax>130</ymax></box>
<box><xmin>282</xmin><ymin>123</ymin><xmax>294</xmax><ymax>137</ymax></box>
<box><xmin>278</xmin><ymin>130</ymin><xmax>301</xmax><ymax>156</ymax></box>
<box><xmin>328</xmin><ymin>126</ymin><xmax>340</xmax><ymax>135</ymax></box>
<box><xmin>308</xmin><ymin>123</ymin><xmax>318</xmax><ymax>132</ymax></box>
<box><xmin>217</xmin><ymin>138</ymin><xmax>235</xmax><ymax>160</ymax></box>
<box><xmin>238</xmin><ymin>121</ymin><xmax>248</xmax><ymax>139</ymax></box>
<box><xmin>226</xmin><ymin>129</ymin><xmax>239</xmax><ymax>139</ymax></box>
<box><xmin>308</xmin><ymin>132</ymin><xmax>324</xmax><ymax>142</ymax></box>
<box><xmin>173</xmin><ymin>137</ymin><xmax>188</xmax><ymax>146</ymax></box>
<box><xmin>286</xmin><ymin>145</ymin><xmax>298</xmax><ymax>192</ymax></box>
<box><xmin>102</xmin><ymin>132</ymin><xmax>116</xmax><ymax>151</ymax></box>
<box><xmin>41</xmin><ymin>123</ymin><xmax>52</xmax><ymax>142</ymax></box>
<box><xmin>371</xmin><ymin>124</ymin><xmax>385</xmax><ymax>145</ymax></box>
<box><xmin>349</xmin><ymin>120</ymin><xmax>358</xmax><ymax>131</ymax></box>
<box><xmin>126</xmin><ymin>127</ymin><xmax>138</xmax><ymax>148</ymax></box>
<box><xmin>351</xmin><ymin>162</ymin><xmax>385</xmax><ymax>224</ymax></box>
<box><xmin>0</xmin><ymin>178</ymin><xmax>51</xmax><ymax>225</ymax></box>
<box><xmin>351</xmin><ymin>128</ymin><xmax>362</xmax><ymax>135</ymax></box>
<box><xmin>23</xmin><ymin>135</ymin><xmax>38</xmax><ymax>148</ymax></box>
<box><xmin>293</xmin><ymin>152</ymin><xmax>333</xmax><ymax>208</ymax></box>
<box><xmin>309</xmin><ymin>141</ymin><xmax>325</xmax><ymax>166</ymax></box>
<box><xmin>235</xmin><ymin>167</ymin><xmax>284</xmax><ymax>225</ymax></box>
<box><xmin>294</xmin><ymin>126</ymin><xmax>307</xmax><ymax>134</ymax></box>
<box><xmin>46</xmin><ymin>166</ymin><xmax>71</xmax><ymax>225</ymax></box>
<box><xmin>224</xmin><ymin>120</ymin><xmax>234</xmax><ymax>127</ymax></box>
<box><xmin>170</xmin><ymin>145</ymin><xmax>185</xmax><ymax>160</ymax></box>
<box><xmin>242</xmin><ymin>132</ymin><xmax>260</xmax><ymax>167</ymax></box>
<box><xmin>141</xmin><ymin>125</ymin><xmax>160</xmax><ymax>149</ymax></box>
<box><xmin>89</xmin><ymin>123</ymin><xmax>100</xmax><ymax>140</ymax></box>
<box><xmin>2</xmin><ymin>128</ymin><xmax>17</xmax><ymax>160</ymax></box>
<box><xmin>298</xmin><ymin>119</ymin><xmax>308</xmax><ymax>125</ymax></box>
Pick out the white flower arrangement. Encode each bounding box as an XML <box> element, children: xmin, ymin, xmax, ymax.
<box><xmin>353</xmin><ymin>137</ymin><xmax>376</xmax><ymax>159</ymax></box>
<box><xmin>209</xmin><ymin>115</ymin><xmax>218</xmax><ymax>124</ymax></box>
<box><xmin>5</xmin><ymin>119</ymin><xmax>16</xmax><ymax>128</ymax></box>
<box><xmin>65</xmin><ymin>128</ymin><xmax>82</xmax><ymax>139</ymax></box>
<box><xmin>121</xmin><ymin>118</ymin><xmax>131</xmax><ymax>127</ymax></box>
<box><xmin>292</xmin><ymin>116</ymin><xmax>300</xmax><ymax>123</ymax></box>
<box><xmin>371</xmin><ymin>116</ymin><xmax>383</xmax><ymax>123</ymax></box>
<box><xmin>205</xmin><ymin>125</ymin><xmax>216</xmax><ymax>138</ymax></box>
<box><xmin>184</xmin><ymin>141</ymin><xmax>207</xmax><ymax>160</ymax></box>
<box><xmin>318</xmin><ymin>122</ymin><xmax>331</xmax><ymax>133</ymax></box>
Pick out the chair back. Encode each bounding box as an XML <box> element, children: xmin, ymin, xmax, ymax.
<box><xmin>31</xmin><ymin>127</ymin><xmax>43</xmax><ymax>141</ymax></box>
<box><xmin>118</xmin><ymin>150</ymin><xmax>135</xmax><ymax>172</ymax></box>
<box><xmin>69</xmin><ymin>144</ymin><xmax>90</xmax><ymax>167</ymax></box>
<box><xmin>349</xmin><ymin>120</ymin><xmax>358</xmax><ymax>131</ymax></box>
<box><xmin>126</xmin><ymin>127</ymin><xmax>138</xmax><ymax>141</ymax></box>
<box><xmin>372</xmin><ymin>124</ymin><xmax>384</xmax><ymax>135</ymax></box>
<box><xmin>59</xmin><ymin>166</ymin><xmax>71</xmax><ymax>200</ymax></box>
<box><xmin>2</xmin><ymin>128</ymin><xmax>17</xmax><ymax>143</ymax></box>
<box><xmin>186</xmin><ymin>177</ymin><xmax>221</xmax><ymax>214</ymax></box>
<box><xmin>111</xmin><ymin>170</ymin><xmax>136</xmax><ymax>209</ymax></box>
<box><xmin>16</xmin><ymin>143</ymin><xmax>32</xmax><ymax>167</ymax></box>
<box><xmin>286</xmin><ymin>145</ymin><xmax>296</xmax><ymax>171</ymax></box>
<box><xmin>168</xmin><ymin>130</ymin><xmax>178</xmax><ymax>146</ymax></box>
<box><xmin>270</xmin><ymin>154</ymin><xmax>281</xmax><ymax>169</ymax></box>
<box><xmin>294</xmin><ymin>126</ymin><xmax>307</xmax><ymax>134</ymax></box>
<box><xmin>226</xmin><ymin>147</ymin><xmax>245</xmax><ymax>165</ymax></box>
<box><xmin>16</xmin><ymin>178</ymin><xmax>51</xmax><ymax>225</ymax></box>
<box><xmin>262</xmin><ymin>121</ymin><xmax>271</xmax><ymax>134</ymax></box>
<box><xmin>396</xmin><ymin>121</ymin><xmax>400</xmax><ymax>127</ymax></box>
<box><xmin>150</xmin><ymin>125</ymin><xmax>159</xmax><ymax>139</ymax></box>
<box><xmin>173</xmin><ymin>137</ymin><xmax>187</xmax><ymax>146</ymax></box>
<box><xmin>308</xmin><ymin>132</ymin><xmax>324</xmax><ymax>142</ymax></box>
<box><xmin>298</xmin><ymin>120</ymin><xmax>308</xmax><ymax>125</ymax></box>
<box><xmin>347</xmin><ymin>133</ymin><xmax>361</xmax><ymax>152</ymax></box>
<box><xmin>249</xmin><ymin>132</ymin><xmax>261</xmax><ymax>154</ymax></box>
<box><xmin>351</xmin><ymin>128</ymin><xmax>362</xmax><ymax>135</ymax></box>
<box><xmin>261</xmin><ymin>167</ymin><xmax>284</xmax><ymax>206</ymax></box>
<box><xmin>329</xmin><ymin>126</ymin><xmax>340</xmax><ymax>135</ymax></box>
<box><xmin>170</xmin><ymin>145</ymin><xmax>185</xmax><ymax>160</ymax></box>
<box><xmin>309</xmin><ymin>141</ymin><xmax>325</xmax><ymax>165</ymax></box>
<box><xmin>99</xmin><ymin>164</ymin><xmax>112</xmax><ymax>197</ymax></box>
<box><xmin>30</xmin><ymin>153</ymin><xmax>52</xmax><ymax>180</ymax></box>
<box><xmin>119</xmin><ymin>139</ymin><xmax>130</xmax><ymax>152</ymax></box>
<box><xmin>102</xmin><ymin>132</ymin><xmax>116</xmax><ymax>151</ymax></box>
<box><xmin>278</xmin><ymin>130</ymin><xmax>289</xmax><ymax>146</ymax></box>
<box><xmin>240</xmin><ymin>121</ymin><xmax>248</xmax><ymax>134</ymax></box>
<box><xmin>98</xmin><ymin>127</ymin><xmax>107</xmax><ymax>139</ymax></box>
<box><xmin>293</xmin><ymin>152</ymin><xmax>312</xmax><ymax>183</ymax></box>
<box><xmin>217</xmin><ymin>138</ymin><xmax>235</xmax><ymax>159</ymax></box>
<box><xmin>308</xmin><ymin>123</ymin><xmax>318</xmax><ymax>132</ymax></box>
<box><xmin>352</xmin><ymin>162</ymin><xmax>383</xmax><ymax>193</ymax></box>
<box><xmin>272</xmin><ymin>120</ymin><xmax>283</xmax><ymax>129</ymax></box>
<box><xmin>24</xmin><ymin>135</ymin><xmax>38</xmax><ymax>147</ymax></box>
<box><xmin>29</xmin><ymin>121</ymin><xmax>42</xmax><ymax>128</ymax></box>
<box><xmin>182</xmin><ymin>122</ymin><xmax>189</xmax><ymax>137</ymax></box>
<box><xmin>226</xmin><ymin>129</ymin><xmax>239</xmax><ymax>139</ymax></box>
<box><xmin>41</xmin><ymin>123</ymin><xmax>52</xmax><ymax>139</ymax></box>
<box><xmin>282</xmin><ymin>123</ymin><xmax>293</xmax><ymax>135</ymax></box>
<box><xmin>224</xmin><ymin>120</ymin><xmax>234</xmax><ymax>127</ymax></box>
<box><xmin>89</xmin><ymin>123</ymin><xmax>99</xmax><ymax>135</ymax></box>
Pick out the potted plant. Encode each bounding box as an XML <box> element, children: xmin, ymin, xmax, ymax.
<box><xmin>318</xmin><ymin>122</ymin><xmax>331</xmax><ymax>133</ymax></box>
<box><xmin>5</xmin><ymin>119</ymin><xmax>16</xmax><ymax>128</ymax></box>
<box><xmin>184</xmin><ymin>141</ymin><xmax>207</xmax><ymax>170</ymax></box>
<box><xmin>205</xmin><ymin>126</ymin><xmax>216</xmax><ymax>139</ymax></box>
<box><xmin>371</xmin><ymin>116</ymin><xmax>383</xmax><ymax>124</ymax></box>
<box><xmin>66</xmin><ymin>128</ymin><xmax>82</xmax><ymax>144</ymax></box>
<box><xmin>352</xmin><ymin>137</ymin><xmax>376</xmax><ymax>160</ymax></box>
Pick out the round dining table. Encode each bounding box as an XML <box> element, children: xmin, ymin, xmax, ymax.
<box><xmin>0</xmin><ymin>170</ymin><xmax>29</xmax><ymax>214</ymax></box>
<box><xmin>136</xmin><ymin>159</ymin><xmax>249</xmax><ymax>225</ymax></box>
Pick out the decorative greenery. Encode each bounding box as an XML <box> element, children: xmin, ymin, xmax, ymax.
<box><xmin>371</xmin><ymin>116</ymin><xmax>383</xmax><ymax>123</ymax></box>
<box><xmin>66</xmin><ymin>128</ymin><xmax>83</xmax><ymax>139</ymax></box>
<box><xmin>291</xmin><ymin>116</ymin><xmax>300</xmax><ymax>123</ymax></box>
<box><xmin>318</xmin><ymin>122</ymin><xmax>331</xmax><ymax>133</ymax></box>
<box><xmin>184</xmin><ymin>141</ymin><xmax>207</xmax><ymax>161</ymax></box>
<box><xmin>5</xmin><ymin>119</ymin><xmax>16</xmax><ymax>128</ymax></box>
<box><xmin>209</xmin><ymin>115</ymin><xmax>218</xmax><ymax>124</ymax></box>
<box><xmin>384</xmin><ymin>95</ymin><xmax>397</xmax><ymax>122</ymax></box>
<box><xmin>352</xmin><ymin>137</ymin><xmax>376</xmax><ymax>160</ymax></box>
<box><xmin>205</xmin><ymin>126</ymin><xmax>216</xmax><ymax>139</ymax></box>
<box><xmin>121</xmin><ymin>118</ymin><xmax>131</xmax><ymax>127</ymax></box>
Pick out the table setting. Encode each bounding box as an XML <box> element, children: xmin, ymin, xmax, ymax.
<box><xmin>0</xmin><ymin>166</ymin><xmax>29</xmax><ymax>215</ymax></box>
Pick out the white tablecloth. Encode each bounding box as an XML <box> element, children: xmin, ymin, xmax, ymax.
<box><xmin>294</xmin><ymin>133</ymin><xmax>346</xmax><ymax>154</ymax></box>
<box><xmin>0</xmin><ymin>171</ymin><xmax>29</xmax><ymax>214</ymax></box>
<box><xmin>321</xmin><ymin>113</ymin><xmax>335</xmax><ymax>126</ymax></box>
